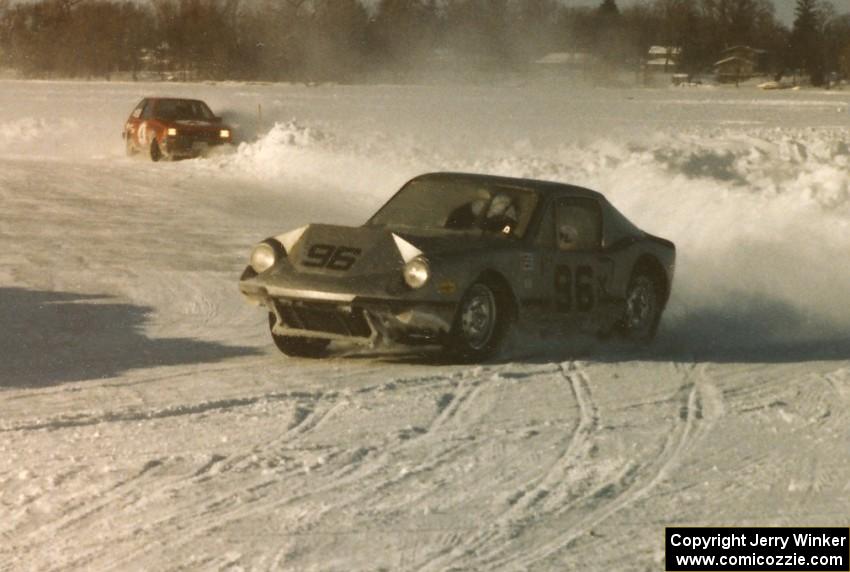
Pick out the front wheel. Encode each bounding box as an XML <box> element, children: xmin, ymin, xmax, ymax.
<box><xmin>268</xmin><ymin>313</ymin><xmax>329</xmax><ymax>358</ymax></box>
<box><xmin>619</xmin><ymin>273</ymin><xmax>661</xmax><ymax>342</ymax></box>
<box><xmin>444</xmin><ymin>281</ymin><xmax>510</xmax><ymax>361</ymax></box>
<box><xmin>149</xmin><ymin>139</ymin><xmax>162</xmax><ymax>162</ymax></box>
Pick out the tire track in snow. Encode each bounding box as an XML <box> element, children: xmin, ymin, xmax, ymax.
<box><xmin>269</xmin><ymin>373</ymin><xmax>490</xmax><ymax>526</ymax></box>
<box><xmin>99</xmin><ymin>369</ymin><xmax>477</xmax><ymax>568</ymax></box>
<box><xmin>275</xmin><ymin>370</ymin><xmax>475</xmax><ymax>503</ymax></box>
<box><xmin>202</xmin><ymin>396</ymin><xmax>349</xmax><ymax>478</ymax></box>
<box><xmin>416</xmin><ymin>360</ymin><xmax>599</xmax><ymax>572</ymax></box>
<box><xmin>63</xmin><ymin>401</ymin><xmax>339</xmax><ymax>529</ymax></box>
<box><xmin>772</xmin><ymin>368</ymin><xmax>849</xmax><ymax>501</ymax></box>
<box><xmin>823</xmin><ymin>371</ymin><xmax>847</xmax><ymax>399</ymax></box>
<box><xmin>722</xmin><ymin>362</ymin><xmax>832</xmax><ymax>416</ymax></box>
<box><xmin>5</xmin><ymin>381</ymin><xmax>347</xmax><ymax>559</ymax></box>
<box><xmin>370</xmin><ymin>380</ymin><xmax>489</xmax><ymax>491</ymax></box>
<box><xmin>0</xmin><ymin>389</ymin><xmax>336</xmax><ymax>434</ymax></box>
<box><xmin>36</xmin><ymin>397</ymin><xmax>350</xmax><ymax>572</ymax></box>
<box><xmin>499</xmin><ymin>362</ymin><xmax>724</xmax><ymax>571</ymax></box>
<box><xmin>79</xmin><ymin>366</ymin><xmax>456</xmax><ymax>560</ymax></box>
<box><xmin>822</xmin><ymin>368</ymin><xmax>850</xmax><ymax>413</ymax></box>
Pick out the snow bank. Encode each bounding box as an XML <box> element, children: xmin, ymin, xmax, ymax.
<box><xmin>201</xmin><ymin>120</ymin><xmax>419</xmax><ymax>213</ymax></box>
<box><xmin>0</xmin><ymin>117</ymin><xmax>80</xmax><ymax>155</ymax></box>
<box><xmin>214</xmin><ymin>120</ymin><xmax>331</xmax><ymax>180</ymax></box>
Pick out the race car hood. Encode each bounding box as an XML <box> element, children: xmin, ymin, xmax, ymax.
<box><xmin>281</xmin><ymin>223</ymin><xmax>511</xmax><ymax>274</ymax></box>
<box><xmin>240</xmin><ymin>224</ymin><xmax>408</xmax><ymax>300</ymax></box>
<box><xmin>244</xmin><ymin>223</ymin><xmax>510</xmax><ymax>300</ymax></box>
<box><xmin>283</xmin><ymin>223</ymin><xmax>407</xmax><ymax>276</ymax></box>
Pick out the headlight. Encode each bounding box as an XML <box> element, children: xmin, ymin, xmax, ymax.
<box><xmin>249</xmin><ymin>242</ymin><xmax>277</xmax><ymax>273</ymax></box>
<box><xmin>219</xmin><ymin>129</ymin><xmax>231</xmax><ymax>139</ymax></box>
<box><xmin>403</xmin><ymin>257</ymin><xmax>430</xmax><ymax>289</ymax></box>
<box><xmin>167</xmin><ymin>127</ymin><xmax>177</xmax><ymax>136</ymax></box>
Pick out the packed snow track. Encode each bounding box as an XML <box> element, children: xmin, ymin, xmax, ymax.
<box><xmin>1</xmin><ymin>80</ymin><xmax>849</xmax><ymax>570</ymax></box>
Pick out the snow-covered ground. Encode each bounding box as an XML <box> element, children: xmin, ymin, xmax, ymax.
<box><xmin>1</xmin><ymin>78</ymin><xmax>849</xmax><ymax>571</ymax></box>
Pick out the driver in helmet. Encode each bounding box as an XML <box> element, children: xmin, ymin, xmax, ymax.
<box><xmin>482</xmin><ymin>193</ymin><xmax>519</xmax><ymax>235</ymax></box>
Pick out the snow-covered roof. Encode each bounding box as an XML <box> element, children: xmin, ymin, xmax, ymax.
<box><xmin>648</xmin><ymin>46</ymin><xmax>681</xmax><ymax>56</ymax></box>
<box><xmin>722</xmin><ymin>45</ymin><xmax>766</xmax><ymax>55</ymax></box>
<box><xmin>714</xmin><ymin>56</ymin><xmax>753</xmax><ymax>67</ymax></box>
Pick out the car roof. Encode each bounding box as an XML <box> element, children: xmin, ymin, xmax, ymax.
<box><xmin>143</xmin><ymin>97</ymin><xmax>208</xmax><ymax>105</ymax></box>
<box><xmin>409</xmin><ymin>171</ymin><xmax>605</xmax><ymax>200</ymax></box>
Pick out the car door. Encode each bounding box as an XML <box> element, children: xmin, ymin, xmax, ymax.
<box><xmin>126</xmin><ymin>99</ymin><xmax>153</xmax><ymax>148</ymax></box>
<box><xmin>544</xmin><ymin>196</ymin><xmax>612</xmax><ymax>332</ymax></box>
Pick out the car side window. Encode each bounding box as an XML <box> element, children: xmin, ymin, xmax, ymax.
<box><xmin>555</xmin><ymin>198</ymin><xmax>602</xmax><ymax>251</ymax></box>
<box><xmin>140</xmin><ymin>100</ymin><xmax>153</xmax><ymax>120</ymax></box>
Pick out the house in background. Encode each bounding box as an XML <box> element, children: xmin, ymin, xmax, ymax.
<box><xmin>714</xmin><ymin>45</ymin><xmax>767</xmax><ymax>83</ymax></box>
<box><xmin>646</xmin><ymin>45</ymin><xmax>681</xmax><ymax>73</ymax></box>
<box><xmin>641</xmin><ymin>45</ymin><xmax>681</xmax><ymax>85</ymax></box>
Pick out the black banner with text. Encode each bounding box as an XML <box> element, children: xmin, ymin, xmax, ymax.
<box><xmin>666</xmin><ymin>527</ymin><xmax>849</xmax><ymax>571</ymax></box>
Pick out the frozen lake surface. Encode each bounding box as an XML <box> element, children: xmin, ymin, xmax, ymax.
<box><xmin>1</xmin><ymin>79</ymin><xmax>849</xmax><ymax>570</ymax></box>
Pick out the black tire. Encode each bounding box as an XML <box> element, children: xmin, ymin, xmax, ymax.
<box><xmin>149</xmin><ymin>139</ymin><xmax>162</xmax><ymax>162</ymax></box>
<box><xmin>268</xmin><ymin>313</ymin><xmax>330</xmax><ymax>358</ymax></box>
<box><xmin>619</xmin><ymin>272</ymin><xmax>662</xmax><ymax>342</ymax></box>
<box><xmin>444</xmin><ymin>280</ymin><xmax>510</xmax><ymax>362</ymax></box>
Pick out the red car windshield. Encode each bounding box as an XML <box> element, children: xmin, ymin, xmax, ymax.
<box><xmin>155</xmin><ymin>99</ymin><xmax>215</xmax><ymax>121</ymax></box>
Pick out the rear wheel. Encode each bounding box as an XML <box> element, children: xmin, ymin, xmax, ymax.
<box><xmin>268</xmin><ymin>313</ymin><xmax>330</xmax><ymax>358</ymax></box>
<box><xmin>620</xmin><ymin>273</ymin><xmax>661</xmax><ymax>342</ymax></box>
<box><xmin>444</xmin><ymin>281</ymin><xmax>510</xmax><ymax>361</ymax></box>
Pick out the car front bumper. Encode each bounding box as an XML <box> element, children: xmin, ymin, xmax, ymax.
<box><xmin>163</xmin><ymin>134</ymin><xmax>230</xmax><ymax>157</ymax></box>
<box><xmin>240</xmin><ymin>278</ymin><xmax>456</xmax><ymax>345</ymax></box>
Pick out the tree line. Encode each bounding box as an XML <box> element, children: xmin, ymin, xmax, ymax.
<box><xmin>0</xmin><ymin>0</ymin><xmax>848</xmax><ymax>85</ymax></box>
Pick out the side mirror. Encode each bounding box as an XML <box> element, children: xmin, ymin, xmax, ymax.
<box><xmin>213</xmin><ymin>116</ymin><xmax>223</xmax><ymax>124</ymax></box>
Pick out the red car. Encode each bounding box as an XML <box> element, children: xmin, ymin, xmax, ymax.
<box><xmin>123</xmin><ymin>97</ymin><xmax>233</xmax><ymax>161</ymax></box>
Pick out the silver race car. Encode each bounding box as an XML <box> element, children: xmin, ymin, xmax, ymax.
<box><xmin>239</xmin><ymin>172</ymin><xmax>675</xmax><ymax>360</ymax></box>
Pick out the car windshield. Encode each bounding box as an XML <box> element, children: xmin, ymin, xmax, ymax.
<box><xmin>155</xmin><ymin>99</ymin><xmax>215</xmax><ymax>121</ymax></box>
<box><xmin>367</xmin><ymin>177</ymin><xmax>540</xmax><ymax>239</ymax></box>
